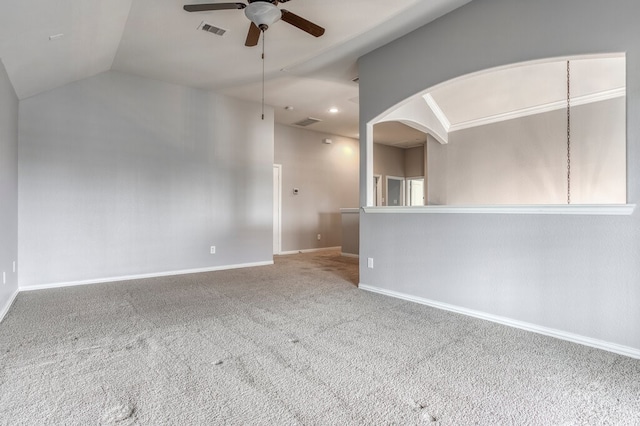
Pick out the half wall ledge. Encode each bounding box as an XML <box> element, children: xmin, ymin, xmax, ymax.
<box><xmin>361</xmin><ymin>204</ymin><xmax>636</xmax><ymax>216</ymax></box>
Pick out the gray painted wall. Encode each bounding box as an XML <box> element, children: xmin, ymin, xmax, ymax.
<box><xmin>427</xmin><ymin>135</ymin><xmax>446</xmax><ymax>205</ymax></box>
<box><xmin>0</xmin><ymin>59</ymin><xmax>19</xmax><ymax>313</ymax></box>
<box><xmin>404</xmin><ymin>145</ymin><xmax>424</xmax><ymax>178</ymax></box>
<box><xmin>340</xmin><ymin>210</ymin><xmax>359</xmax><ymax>256</ymax></box>
<box><xmin>373</xmin><ymin>143</ymin><xmax>404</xmax><ymax>177</ymax></box>
<box><xmin>18</xmin><ymin>71</ymin><xmax>274</xmax><ymax>288</ymax></box>
<box><xmin>358</xmin><ymin>0</ymin><xmax>640</xmax><ymax>352</ymax></box>
<box><xmin>274</xmin><ymin>124</ymin><xmax>358</xmax><ymax>252</ymax></box>
<box><xmin>429</xmin><ymin>98</ymin><xmax>626</xmax><ymax>204</ymax></box>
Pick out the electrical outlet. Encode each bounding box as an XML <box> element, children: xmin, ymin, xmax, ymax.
<box><xmin>317</xmin><ymin>234</ymin><xmax>321</xmax><ymax>240</ymax></box>
<box><xmin>13</xmin><ymin>261</ymin><xmax>16</xmax><ymax>273</ymax></box>
<box><xmin>2</xmin><ymin>272</ymin><xmax>5</xmax><ymax>285</ymax></box>
<box><xmin>367</xmin><ymin>258</ymin><xmax>374</xmax><ymax>269</ymax></box>
<box><xmin>210</xmin><ymin>246</ymin><xmax>216</xmax><ymax>254</ymax></box>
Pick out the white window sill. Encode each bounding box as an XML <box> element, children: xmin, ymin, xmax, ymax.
<box><xmin>361</xmin><ymin>204</ymin><xmax>636</xmax><ymax>215</ymax></box>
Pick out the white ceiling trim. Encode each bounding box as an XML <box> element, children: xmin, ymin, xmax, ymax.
<box><xmin>448</xmin><ymin>87</ymin><xmax>626</xmax><ymax>133</ymax></box>
<box><xmin>386</xmin><ymin>141</ymin><xmax>425</xmax><ymax>149</ymax></box>
<box><xmin>423</xmin><ymin>93</ymin><xmax>451</xmax><ymax>132</ymax></box>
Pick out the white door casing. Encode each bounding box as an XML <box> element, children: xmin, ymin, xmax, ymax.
<box><xmin>273</xmin><ymin>164</ymin><xmax>282</xmax><ymax>254</ymax></box>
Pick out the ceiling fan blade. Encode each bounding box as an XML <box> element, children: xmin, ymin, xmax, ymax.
<box><xmin>245</xmin><ymin>22</ymin><xmax>261</xmax><ymax>47</ymax></box>
<box><xmin>183</xmin><ymin>3</ymin><xmax>246</xmax><ymax>12</ymax></box>
<box><xmin>280</xmin><ymin>9</ymin><xmax>325</xmax><ymax>37</ymax></box>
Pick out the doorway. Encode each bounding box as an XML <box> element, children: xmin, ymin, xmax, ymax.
<box><xmin>386</xmin><ymin>176</ymin><xmax>405</xmax><ymax>206</ymax></box>
<box><xmin>273</xmin><ymin>164</ymin><xmax>282</xmax><ymax>255</ymax></box>
<box><xmin>406</xmin><ymin>177</ymin><xmax>425</xmax><ymax>206</ymax></box>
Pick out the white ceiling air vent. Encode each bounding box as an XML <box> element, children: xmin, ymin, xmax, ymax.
<box><xmin>293</xmin><ymin>117</ymin><xmax>322</xmax><ymax>127</ymax></box>
<box><xmin>198</xmin><ymin>21</ymin><xmax>227</xmax><ymax>36</ymax></box>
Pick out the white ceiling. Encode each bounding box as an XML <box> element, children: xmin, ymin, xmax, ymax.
<box><xmin>0</xmin><ymin>0</ymin><xmax>472</xmax><ymax>142</ymax></box>
<box><xmin>373</xmin><ymin>122</ymin><xmax>427</xmax><ymax>149</ymax></box>
<box><xmin>0</xmin><ymin>0</ymin><xmax>132</xmax><ymax>100</ymax></box>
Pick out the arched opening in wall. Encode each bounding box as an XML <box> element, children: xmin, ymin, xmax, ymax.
<box><xmin>367</xmin><ymin>53</ymin><xmax>627</xmax><ymax>206</ymax></box>
<box><xmin>372</xmin><ymin>121</ymin><xmax>428</xmax><ymax>206</ymax></box>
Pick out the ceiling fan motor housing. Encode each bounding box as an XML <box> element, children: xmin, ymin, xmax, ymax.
<box><xmin>245</xmin><ymin>1</ymin><xmax>282</xmax><ymax>31</ymax></box>
<box><xmin>183</xmin><ymin>0</ymin><xmax>324</xmax><ymax>45</ymax></box>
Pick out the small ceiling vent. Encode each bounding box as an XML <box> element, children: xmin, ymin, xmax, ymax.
<box><xmin>198</xmin><ymin>21</ymin><xmax>227</xmax><ymax>36</ymax></box>
<box><xmin>293</xmin><ymin>117</ymin><xmax>322</xmax><ymax>127</ymax></box>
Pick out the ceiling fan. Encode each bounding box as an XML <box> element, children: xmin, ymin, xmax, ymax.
<box><xmin>183</xmin><ymin>0</ymin><xmax>325</xmax><ymax>47</ymax></box>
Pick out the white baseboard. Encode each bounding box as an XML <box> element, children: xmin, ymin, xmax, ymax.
<box><xmin>359</xmin><ymin>283</ymin><xmax>640</xmax><ymax>360</ymax></box>
<box><xmin>0</xmin><ymin>289</ymin><xmax>19</xmax><ymax>323</ymax></box>
<box><xmin>278</xmin><ymin>246</ymin><xmax>341</xmax><ymax>256</ymax></box>
<box><xmin>341</xmin><ymin>252</ymin><xmax>359</xmax><ymax>258</ymax></box>
<box><xmin>19</xmin><ymin>261</ymin><xmax>274</xmax><ymax>292</ymax></box>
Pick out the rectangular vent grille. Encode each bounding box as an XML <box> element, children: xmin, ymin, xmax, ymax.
<box><xmin>293</xmin><ymin>117</ymin><xmax>322</xmax><ymax>127</ymax></box>
<box><xmin>199</xmin><ymin>21</ymin><xmax>226</xmax><ymax>36</ymax></box>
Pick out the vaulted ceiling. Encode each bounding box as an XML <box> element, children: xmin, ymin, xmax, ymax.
<box><xmin>7</xmin><ymin>1</ymin><xmax>618</xmax><ymax>149</ymax></box>
<box><xmin>0</xmin><ymin>0</ymin><xmax>471</xmax><ymax>141</ymax></box>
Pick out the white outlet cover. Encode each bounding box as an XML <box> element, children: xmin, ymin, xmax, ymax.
<box><xmin>367</xmin><ymin>258</ymin><xmax>374</xmax><ymax>269</ymax></box>
<box><xmin>210</xmin><ymin>246</ymin><xmax>216</xmax><ymax>254</ymax></box>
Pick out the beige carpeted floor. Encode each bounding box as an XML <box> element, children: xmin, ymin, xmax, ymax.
<box><xmin>1</xmin><ymin>250</ymin><xmax>639</xmax><ymax>425</ymax></box>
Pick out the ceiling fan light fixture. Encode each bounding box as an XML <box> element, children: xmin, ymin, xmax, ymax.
<box><xmin>245</xmin><ymin>2</ymin><xmax>282</xmax><ymax>30</ymax></box>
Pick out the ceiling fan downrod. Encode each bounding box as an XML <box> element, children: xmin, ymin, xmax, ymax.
<box><xmin>261</xmin><ymin>32</ymin><xmax>265</xmax><ymax>120</ymax></box>
<box><xmin>566</xmin><ymin>60</ymin><xmax>571</xmax><ymax>205</ymax></box>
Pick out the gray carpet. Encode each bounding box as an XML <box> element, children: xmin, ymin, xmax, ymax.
<box><xmin>1</xmin><ymin>250</ymin><xmax>638</xmax><ymax>425</ymax></box>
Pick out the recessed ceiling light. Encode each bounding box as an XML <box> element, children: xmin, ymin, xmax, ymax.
<box><xmin>328</xmin><ymin>107</ymin><xmax>339</xmax><ymax>113</ymax></box>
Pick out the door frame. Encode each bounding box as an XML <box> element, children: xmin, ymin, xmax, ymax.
<box><xmin>386</xmin><ymin>175</ymin><xmax>405</xmax><ymax>206</ymax></box>
<box><xmin>373</xmin><ymin>174</ymin><xmax>383</xmax><ymax>206</ymax></box>
<box><xmin>273</xmin><ymin>164</ymin><xmax>282</xmax><ymax>255</ymax></box>
<box><xmin>405</xmin><ymin>176</ymin><xmax>425</xmax><ymax>206</ymax></box>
